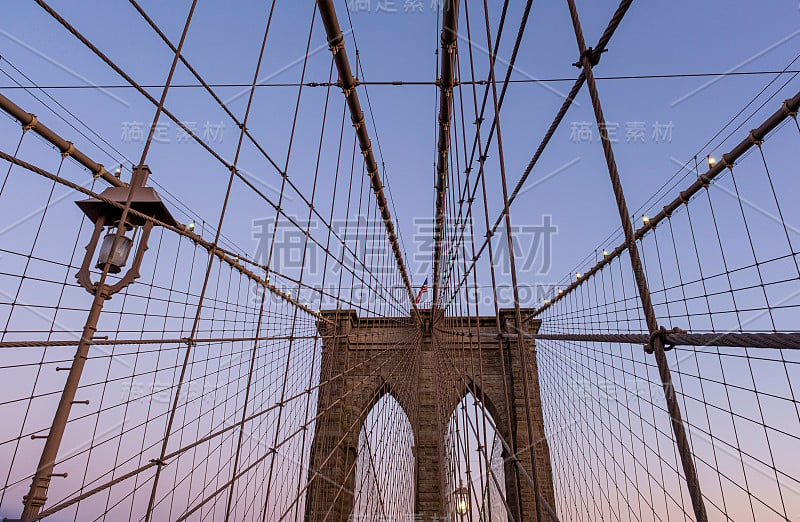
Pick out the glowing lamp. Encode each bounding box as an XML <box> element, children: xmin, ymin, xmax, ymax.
<box><xmin>454</xmin><ymin>486</ymin><xmax>469</xmax><ymax>516</ymax></box>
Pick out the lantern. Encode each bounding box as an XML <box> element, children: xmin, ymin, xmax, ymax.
<box><xmin>454</xmin><ymin>486</ymin><xmax>469</xmax><ymax>516</ymax></box>
<box><xmin>75</xmin><ymin>165</ymin><xmax>178</xmax><ymax>295</ymax></box>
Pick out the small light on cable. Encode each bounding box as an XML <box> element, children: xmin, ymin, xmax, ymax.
<box><xmin>642</xmin><ymin>214</ymin><xmax>650</xmax><ymax>225</ymax></box>
<box><xmin>707</xmin><ymin>155</ymin><xmax>717</xmax><ymax>168</ymax></box>
<box><xmin>576</xmin><ymin>272</ymin><xmax>582</xmax><ymax>280</ymax></box>
<box><xmin>187</xmin><ymin>221</ymin><xmax>195</xmax><ymax>232</ymax></box>
<box><xmin>603</xmin><ymin>250</ymin><xmax>609</xmax><ymax>258</ymax></box>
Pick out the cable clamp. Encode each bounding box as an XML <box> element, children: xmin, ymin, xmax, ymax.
<box><xmin>645</xmin><ymin>326</ymin><xmax>686</xmax><ymax>354</ymax></box>
<box><xmin>781</xmin><ymin>98</ymin><xmax>797</xmax><ymax>118</ymax></box>
<box><xmin>748</xmin><ymin>130</ymin><xmax>763</xmax><ymax>147</ymax></box>
<box><xmin>92</xmin><ymin>164</ymin><xmax>104</xmax><ymax>180</ymax></box>
<box><xmin>328</xmin><ymin>38</ymin><xmax>345</xmax><ymax>55</ymax></box>
<box><xmin>572</xmin><ymin>47</ymin><xmax>606</xmax><ymax>68</ymax></box>
<box><xmin>61</xmin><ymin>141</ymin><xmax>75</xmax><ymax>159</ymax></box>
<box><xmin>149</xmin><ymin>458</ymin><xmax>169</xmax><ymax>467</ymax></box>
<box><xmin>22</xmin><ymin>113</ymin><xmax>38</xmax><ymax>132</ymax></box>
<box><xmin>441</xmin><ymin>38</ymin><xmax>457</xmax><ymax>53</ymax></box>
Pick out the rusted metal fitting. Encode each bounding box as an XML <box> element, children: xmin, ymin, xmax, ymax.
<box><xmin>61</xmin><ymin>141</ymin><xmax>75</xmax><ymax>159</ymax></box>
<box><xmin>22</xmin><ymin>113</ymin><xmax>38</xmax><ymax>132</ymax></box>
<box><xmin>572</xmin><ymin>47</ymin><xmax>606</xmax><ymax>68</ymax></box>
<box><xmin>645</xmin><ymin>326</ymin><xmax>686</xmax><ymax>354</ymax></box>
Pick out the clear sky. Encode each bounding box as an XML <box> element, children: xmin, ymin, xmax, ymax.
<box><xmin>2</xmin><ymin>0</ymin><xmax>799</xmax><ymax>308</ymax></box>
<box><xmin>1</xmin><ymin>3</ymin><xmax>800</xmax><ymax>519</ymax></box>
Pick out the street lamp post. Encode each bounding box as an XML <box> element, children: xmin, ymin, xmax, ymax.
<box><xmin>454</xmin><ymin>485</ymin><xmax>470</xmax><ymax>518</ymax></box>
<box><xmin>18</xmin><ymin>165</ymin><xmax>178</xmax><ymax>522</ymax></box>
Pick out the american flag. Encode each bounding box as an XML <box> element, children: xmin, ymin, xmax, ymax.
<box><xmin>415</xmin><ymin>277</ymin><xmax>428</xmax><ymax>304</ymax></box>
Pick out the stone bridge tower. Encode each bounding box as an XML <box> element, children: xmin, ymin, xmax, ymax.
<box><xmin>304</xmin><ymin>308</ymin><xmax>555</xmax><ymax>521</ymax></box>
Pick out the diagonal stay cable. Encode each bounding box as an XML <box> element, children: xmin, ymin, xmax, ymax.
<box><xmin>315</xmin><ymin>0</ymin><xmax>419</xmax><ymax>317</ymax></box>
<box><xmin>443</xmin><ymin>0</ymin><xmax>634</xmax><ymax>311</ymax></box>
<box><xmin>30</xmin><ymin>0</ymin><xmax>402</xmax><ymax>309</ymax></box>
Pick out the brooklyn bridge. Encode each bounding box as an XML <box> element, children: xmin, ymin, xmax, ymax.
<box><xmin>0</xmin><ymin>1</ymin><xmax>799</xmax><ymax>520</ymax></box>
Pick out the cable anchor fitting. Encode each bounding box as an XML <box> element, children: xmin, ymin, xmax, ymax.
<box><xmin>22</xmin><ymin>113</ymin><xmax>38</xmax><ymax>132</ymax></box>
<box><xmin>61</xmin><ymin>141</ymin><xmax>75</xmax><ymax>159</ymax></box>
<box><xmin>572</xmin><ymin>47</ymin><xmax>607</xmax><ymax>68</ymax></box>
<box><xmin>645</xmin><ymin>326</ymin><xmax>686</xmax><ymax>354</ymax></box>
<box><xmin>327</xmin><ymin>37</ymin><xmax>345</xmax><ymax>55</ymax></box>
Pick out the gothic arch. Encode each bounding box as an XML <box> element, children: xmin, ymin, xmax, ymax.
<box><xmin>353</xmin><ymin>392</ymin><xmax>416</xmax><ymax>520</ymax></box>
<box><xmin>305</xmin><ymin>309</ymin><xmax>555</xmax><ymax>521</ymax></box>
<box><xmin>446</xmin><ymin>390</ymin><xmax>511</xmax><ymax>521</ymax></box>
<box><xmin>352</xmin><ymin>375</ymin><xmax>418</xmax><ymax>445</ymax></box>
<box><xmin>448</xmin><ymin>379</ymin><xmax>509</xmax><ymax>442</ymax></box>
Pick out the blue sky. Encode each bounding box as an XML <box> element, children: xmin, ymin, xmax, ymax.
<box><xmin>1</xmin><ymin>0</ymin><xmax>799</xmax><ymax>307</ymax></box>
<box><xmin>1</xmin><ymin>2</ymin><xmax>800</xmax><ymax>519</ymax></box>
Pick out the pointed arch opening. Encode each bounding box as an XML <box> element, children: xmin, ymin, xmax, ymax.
<box><xmin>352</xmin><ymin>390</ymin><xmax>415</xmax><ymax>520</ymax></box>
<box><xmin>446</xmin><ymin>390</ymin><xmax>510</xmax><ymax>521</ymax></box>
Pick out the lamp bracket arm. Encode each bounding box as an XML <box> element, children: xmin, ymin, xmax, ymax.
<box><xmin>76</xmin><ymin>216</ymin><xmax>105</xmax><ymax>295</ymax></box>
